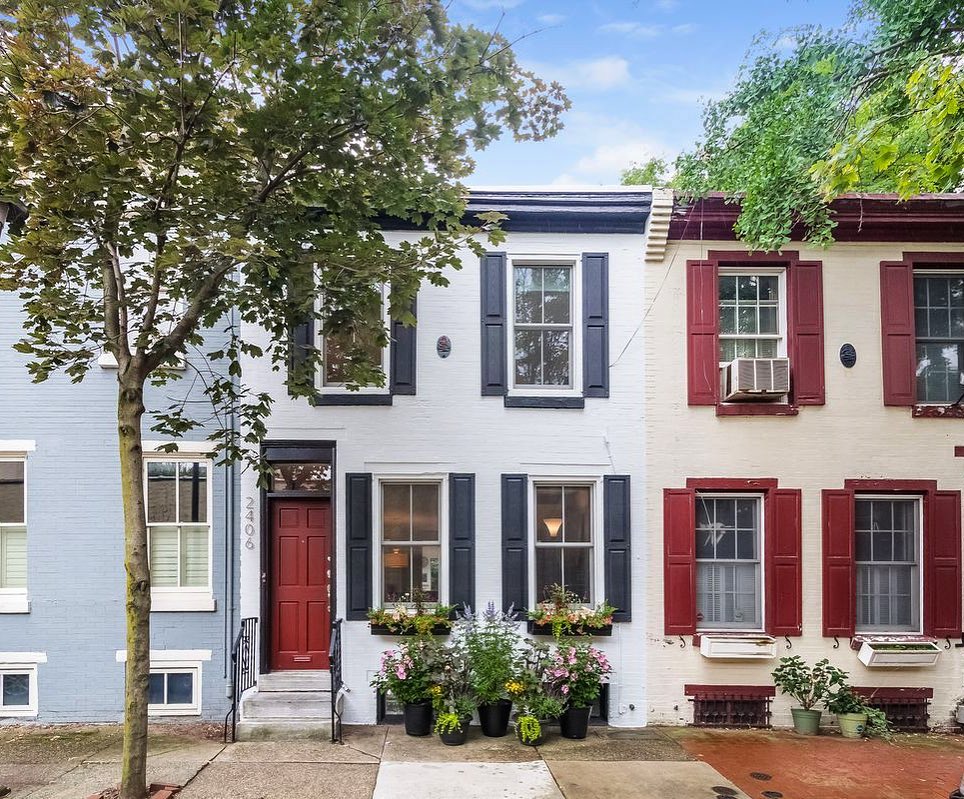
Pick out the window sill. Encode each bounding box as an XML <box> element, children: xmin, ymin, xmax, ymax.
<box><xmin>312</xmin><ymin>392</ymin><xmax>393</xmax><ymax>407</ymax></box>
<box><xmin>0</xmin><ymin>593</ymin><xmax>30</xmax><ymax>614</ymax></box>
<box><xmin>504</xmin><ymin>396</ymin><xmax>585</xmax><ymax>409</ymax></box>
<box><xmin>716</xmin><ymin>403</ymin><xmax>798</xmax><ymax>416</ymax></box>
<box><xmin>911</xmin><ymin>404</ymin><xmax>964</xmax><ymax>418</ymax></box>
<box><xmin>147</xmin><ymin>706</ymin><xmax>201</xmax><ymax>717</ymax></box>
<box><xmin>151</xmin><ymin>591</ymin><xmax>216</xmax><ymax>612</ymax></box>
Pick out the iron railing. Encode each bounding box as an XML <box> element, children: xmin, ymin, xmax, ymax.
<box><xmin>330</xmin><ymin>618</ymin><xmax>345</xmax><ymax>743</ymax></box>
<box><xmin>223</xmin><ymin>616</ymin><xmax>258</xmax><ymax>742</ymax></box>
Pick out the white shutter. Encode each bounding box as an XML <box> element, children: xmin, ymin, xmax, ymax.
<box><xmin>1</xmin><ymin>527</ymin><xmax>27</xmax><ymax>588</ymax></box>
<box><xmin>149</xmin><ymin>526</ymin><xmax>180</xmax><ymax>586</ymax></box>
<box><xmin>180</xmin><ymin>525</ymin><xmax>209</xmax><ymax>588</ymax></box>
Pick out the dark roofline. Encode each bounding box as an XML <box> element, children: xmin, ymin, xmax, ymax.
<box><xmin>380</xmin><ymin>189</ymin><xmax>653</xmax><ymax>235</ymax></box>
<box><xmin>668</xmin><ymin>194</ymin><xmax>964</xmax><ymax>243</ymax></box>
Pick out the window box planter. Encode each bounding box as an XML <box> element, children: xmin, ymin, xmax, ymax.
<box><xmin>369</xmin><ymin>623</ymin><xmax>451</xmax><ymax>637</ymax></box>
<box><xmin>856</xmin><ymin>639</ymin><xmax>941</xmax><ymax>668</ymax></box>
<box><xmin>527</xmin><ymin>621</ymin><xmax>612</xmax><ymax>637</ymax></box>
<box><xmin>698</xmin><ymin>633</ymin><xmax>777</xmax><ymax>660</ymax></box>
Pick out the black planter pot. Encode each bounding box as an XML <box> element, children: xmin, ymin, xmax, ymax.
<box><xmin>478</xmin><ymin>700</ymin><xmax>513</xmax><ymax>737</ymax></box>
<box><xmin>559</xmin><ymin>705</ymin><xmax>592</xmax><ymax>740</ymax></box>
<box><xmin>438</xmin><ymin>717</ymin><xmax>471</xmax><ymax>746</ymax></box>
<box><xmin>403</xmin><ymin>700</ymin><xmax>433</xmax><ymax>737</ymax></box>
<box><xmin>516</xmin><ymin>724</ymin><xmax>545</xmax><ymax>747</ymax></box>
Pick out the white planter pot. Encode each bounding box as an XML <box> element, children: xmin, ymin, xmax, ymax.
<box><xmin>856</xmin><ymin>640</ymin><xmax>941</xmax><ymax>668</ymax></box>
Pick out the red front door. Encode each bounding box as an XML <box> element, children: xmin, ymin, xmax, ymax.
<box><xmin>270</xmin><ymin>499</ymin><xmax>331</xmax><ymax>670</ymax></box>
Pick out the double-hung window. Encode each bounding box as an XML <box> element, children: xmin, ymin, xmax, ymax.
<box><xmin>145</xmin><ymin>459</ymin><xmax>212</xmax><ymax>609</ymax></box>
<box><xmin>512</xmin><ymin>263</ymin><xmax>576</xmax><ymax>389</ymax></box>
<box><xmin>695</xmin><ymin>494</ymin><xmax>762</xmax><ymax>630</ymax></box>
<box><xmin>914</xmin><ymin>274</ymin><xmax>964</xmax><ymax>403</ymax></box>
<box><xmin>533</xmin><ymin>484</ymin><xmax>593</xmax><ymax>602</ymax></box>
<box><xmin>718</xmin><ymin>273</ymin><xmax>784</xmax><ymax>365</ymax></box>
<box><xmin>855</xmin><ymin>497</ymin><xmax>921</xmax><ymax>632</ymax></box>
<box><xmin>318</xmin><ymin>286</ymin><xmax>390</xmax><ymax>392</ymax></box>
<box><xmin>380</xmin><ymin>482</ymin><xmax>442</xmax><ymax>604</ymax></box>
<box><xmin>0</xmin><ymin>459</ymin><xmax>27</xmax><ymax>600</ymax></box>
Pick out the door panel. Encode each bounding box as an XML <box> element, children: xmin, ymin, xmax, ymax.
<box><xmin>270</xmin><ymin>499</ymin><xmax>331</xmax><ymax>670</ymax></box>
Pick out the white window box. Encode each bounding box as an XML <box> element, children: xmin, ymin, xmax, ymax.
<box><xmin>151</xmin><ymin>589</ymin><xmax>216</xmax><ymax>612</ymax></box>
<box><xmin>856</xmin><ymin>639</ymin><xmax>941</xmax><ymax>668</ymax></box>
<box><xmin>0</xmin><ymin>591</ymin><xmax>29</xmax><ymax>614</ymax></box>
<box><xmin>699</xmin><ymin>633</ymin><xmax>777</xmax><ymax>660</ymax></box>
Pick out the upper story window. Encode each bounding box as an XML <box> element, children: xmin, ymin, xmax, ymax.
<box><xmin>318</xmin><ymin>287</ymin><xmax>390</xmax><ymax>393</ymax></box>
<box><xmin>145</xmin><ymin>460</ymin><xmax>211</xmax><ymax>590</ymax></box>
<box><xmin>534</xmin><ymin>484</ymin><xmax>593</xmax><ymax>602</ymax></box>
<box><xmin>512</xmin><ymin>264</ymin><xmax>575</xmax><ymax>389</ymax></box>
<box><xmin>914</xmin><ymin>274</ymin><xmax>964</xmax><ymax>404</ymax></box>
<box><xmin>695</xmin><ymin>494</ymin><xmax>762</xmax><ymax>630</ymax></box>
<box><xmin>855</xmin><ymin>497</ymin><xmax>920</xmax><ymax>633</ymax></box>
<box><xmin>718</xmin><ymin>272</ymin><xmax>784</xmax><ymax>365</ymax></box>
<box><xmin>0</xmin><ymin>460</ymin><xmax>26</xmax><ymax>591</ymax></box>
<box><xmin>380</xmin><ymin>482</ymin><xmax>441</xmax><ymax>604</ymax></box>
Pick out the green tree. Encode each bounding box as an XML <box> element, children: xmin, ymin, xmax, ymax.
<box><xmin>0</xmin><ymin>3</ymin><xmax>568</xmax><ymax>797</ymax></box>
<box><xmin>620</xmin><ymin>156</ymin><xmax>671</xmax><ymax>186</ymax></box>
<box><xmin>675</xmin><ymin>0</ymin><xmax>964</xmax><ymax>250</ymax></box>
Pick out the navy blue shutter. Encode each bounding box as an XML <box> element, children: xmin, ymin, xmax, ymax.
<box><xmin>288</xmin><ymin>318</ymin><xmax>315</xmax><ymax>394</ymax></box>
<box><xmin>390</xmin><ymin>296</ymin><xmax>417</xmax><ymax>395</ymax></box>
<box><xmin>448</xmin><ymin>474</ymin><xmax>475</xmax><ymax>611</ymax></box>
<box><xmin>346</xmin><ymin>473</ymin><xmax>373</xmax><ymax>620</ymax></box>
<box><xmin>481</xmin><ymin>253</ymin><xmax>508</xmax><ymax>395</ymax></box>
<box><xmin>501</xmin><ymin>474</ymin><xmax>528</xmax><ymax>614</ymax></box>
<box><xmin>582</xmin><ymin>252</ymin><xmax>609</xmax><ymax>397</ymax></box>
<box><xmin>604</xmin><ymin>475</ymin><xmax>632</xmax><ymax>622</ymax></box>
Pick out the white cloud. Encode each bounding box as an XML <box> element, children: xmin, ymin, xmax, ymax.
<box><xmin>461</xmin><ymin>0</ymin><xmax>524</xmax><ymax>8</ymax></box>
<box><xmin>671</xmin><ymin>23</ymin><xmax>696</xmax><ymax>34</ymax></box>
<box><xmin>655</xmin><ymin>0</ymin><xmax>680</xmax><ymax>10</ymax></box>
<box><xmin>533</xmin><ymin>56</ymin><xmax>633</xmax><ymax>91</ymax></box>
<box><xmin>537</xmin><ymin>13</ymin><xmax>566</xmax><ymax>25</ymax></box>
<box><xmin>598</xmin><ymin>21</ymin><xmax>695</xmax><ymax>38</ymax></box>
<box><xmin>657</xmin><ymin>86</ymin><xmax>726</xmax><ymax>105</ymax></box>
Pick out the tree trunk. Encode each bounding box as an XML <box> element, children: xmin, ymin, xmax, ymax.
<box><xmin>118</xmin><ymin>380</ymin><xmax>151</xmax><ymax>799</ymax></box>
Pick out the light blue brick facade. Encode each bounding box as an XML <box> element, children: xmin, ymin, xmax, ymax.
<box><xmin>0</xmin><ymin>292</ymin><xmax>238</xmax><ymax>722</ymax></box>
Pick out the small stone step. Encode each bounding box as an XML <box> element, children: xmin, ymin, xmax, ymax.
<box><xmin>236</xmin><ymin>719</ymin><xmax>332</xmax><ymax>741</ymax></box>
<box><xmin>242</xmin><ymin>692</ymin><xmax>330</xmax><ymax>720</ymax></box>
<box><xmin>257</xmin><ymin>670</ymin><xmax>330</xmax><ymax>692</ymax></box>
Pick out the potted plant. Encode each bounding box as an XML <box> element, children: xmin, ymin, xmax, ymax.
<box><xmin>429</xmin><ymin>637</ymin><xmax>476</xmax><ymax>745</ymax></box>
<box><xmin>433</xmin><ymin>694</ymin><xmax>476</xmax><ymax>746</ymax></box>
<box><xmin>458</xmin><ymin>603</ymin><xmax>521</xmax><ymax>737</ymax></box>
<box><xmin>528</xmin><ymin>584</ymin><xmax>616</xmax><ymax>638</ymax></box>
<box><xmin>546</xmin><ymin>642</ymin><xmax>613</xmax><ymax>739</ymax></box>
<box><xmin>771</xmin><ymin>656</ymin><xmax>848</xmax><ymax>735</ymax></box>
<box><xmin>371</xmin><ymin>638</ymin><xmax>436</xmax><ymax>736</ymax></box>
<box><xmin>827</xmin><ymin>688</ymin><xmax>869</xmax><ymax>739</ymax></box>
<box><xmin>368</xmin><ymin>590</ymin><xmax>454</xmax><ymax>636</ymax></box>
<box><xmin>509</xmin><ymin>641</ymin><xmax>564</xmax><ymax>746</ymax></box>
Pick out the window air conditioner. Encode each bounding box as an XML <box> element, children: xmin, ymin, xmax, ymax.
<box><xmin>722</xmin><ymin>357</ymin><xmax>790</xmax><ymax>402</ymax></box>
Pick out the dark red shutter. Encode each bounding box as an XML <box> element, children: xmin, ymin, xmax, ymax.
<box><xmin>822</xmin><ymin>489</ymin><xmax>855</xmax><ymax>637</ymax></box>
<box><xmin>789</xmin><ymin>262</ymin><xmax>825</xmax><ymax>405</ymax></box>
<box><xmin>766</xmin><ymin>489</ymin><xmax>803</xmax><ymax>636</ymax></box>
<box><xmin>664</xmin><ymin>488</ymin><xmax>697</xmax><ymax>635</ymax></box>
<box><xmin>880</xmin><ymin>261</ymin><xmax>916</xmax><ymax>406</ymax></box>
<box><xmin>925</xmin><ymin>490</ymin><xmax>962</xmax><ymax>637</ymax></box>
<box><xmin>687</xmin><ymin>260</ymin><xmax>718</xmax><ymax>405</ymax></box>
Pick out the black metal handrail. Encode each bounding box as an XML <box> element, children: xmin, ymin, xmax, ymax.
<box><xmin>223</xmin><ymin>616</ymin><xmax>258</xmax><ymax>742</ymax></box>
<box><xmin>329</xmin><ymin>618</ymin><xmax>344</xmax><ymax>744</ymax></box>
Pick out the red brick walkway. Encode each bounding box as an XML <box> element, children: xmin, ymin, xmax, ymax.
<box><xmin>669</xmin><ymin>728</ymin><xmax>964</xmax><ymax>799</ymax></box>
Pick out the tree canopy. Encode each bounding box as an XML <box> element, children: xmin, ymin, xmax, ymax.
<box><xmin>620</xmin><ymin>156</ymin><xmax>671</xmax><ymax>187</ymax></box>
<box><xmin>674</xmin><ymin>0</ymin><xmax>964</xmax><ymax>250</ymax></box>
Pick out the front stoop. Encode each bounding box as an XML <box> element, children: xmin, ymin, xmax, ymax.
<box><xmin>237</xmin><ymin>670</ymin><xmax>332</xmax><ymax>741</ymax></box>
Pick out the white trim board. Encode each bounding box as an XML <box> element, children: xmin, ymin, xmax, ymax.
<box><xmin>0</xmin><ymin>652</ymin><xmax>47</xmax><ymax>664</ymax></box>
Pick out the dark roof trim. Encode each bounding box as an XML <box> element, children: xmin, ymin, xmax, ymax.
<box><xmin>380</xmin><ymin>189</ymin><xmax>653</xmax><ymax>235</ymax></box>
<box><xmin>669</xmin><ymin>194</ymin><xmax>964</xmax><ymax>243</ymax></box>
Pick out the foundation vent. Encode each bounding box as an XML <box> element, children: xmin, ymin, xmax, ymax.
<box><xmin>684</xmin><ymin>684</ymin><xmax>774</xmax><ymax>729</ymax></box>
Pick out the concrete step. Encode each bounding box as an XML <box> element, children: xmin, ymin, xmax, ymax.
<box><xmin>242</xmin><ymin>691</ymin><xmax>330</xmax><ymax>720</ymax></box>
<box><xmin>236</xmin><ymin>719</ymin><xmax>332</xmax><ymax>741</ymax></box>
<box><xmin>257</xmin><ymin>670</ymin><xmax>330</xmax><ymax>693</ymax></box>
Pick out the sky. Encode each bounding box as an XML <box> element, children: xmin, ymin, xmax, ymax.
<box><xmin>448</xmin><ymin>0</ymin><xmax>853</xmax><ymax>187</ymax></box>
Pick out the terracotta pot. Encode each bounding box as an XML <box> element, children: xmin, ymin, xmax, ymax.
<box><xmin>403</xmin><ymin>699</ymin><xmax>433</xmax><ymax>737</ymax></box>
<box><xmin>478</xmin><ymin>700</ymin><xmax>512</xmax><ymax>737</ymax></box>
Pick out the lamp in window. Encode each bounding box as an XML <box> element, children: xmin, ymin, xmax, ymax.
<box><xmin>384</xmin><ymin>548</ymin><xmax>409</xmax><ymax>569</ymax></box>
<box><xmin>542</xmin><ymin>517</ymin><xmax>563</xmax><ymax>539</ymax></box>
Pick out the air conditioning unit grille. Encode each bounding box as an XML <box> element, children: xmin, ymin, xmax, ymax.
<box><xmin>723</xmin><ymin>357</ymin><xmax>790</xmax><ymax>402</ymax></box>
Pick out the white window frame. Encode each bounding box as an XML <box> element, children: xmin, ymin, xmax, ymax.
<box><xmin>911</xmin><ymin>270</ymin><xmax>964</xmax><ymax>406</ymax></box>
<box><xmin>116</xmin><ymin>649</ymin><xmax>208</xmax><ymax>717</ymax></box>
<box><xmin>315</xmin><ymin>285</ymin><xmax>391</xmax><ymax>395</ymax></box>
<box><xmin>528</xmin><ymin>477</ymin><xmax>603</xmax><ymax>606</ymax></box>
<box><xmin>374</xmin><ymin>474</ymin><xmax>448</xmax><ymax>608</ymax></box>
<box><xmin>143</xmin><ymin>450</ymin><xmax>215</xmax><ymax>612</ymax></box>
<box><xmin>854</xmin><ymin>494</ymin><xmax>924</xmax><ymax>635</ymax></box>
<box><xmin>507</xmin><ymin>256</ymin><xmax>583</xmax><ymax>396</ymax></box>
<box><xmin>0</xmin><ymin>442</ymin><xmax>33</xmax><ymax>615</ymax></box>
<box><xmin>694</xmin><ymin>492</ymin><xmax>766</xmax><ymax>633</ymax></box>
<box><xmin>717</xmin><ymin>268</ymin><xmax>788</xmax><ymax>368</ymax></box>
<box><xmin>0</xmin><ymin>652</ymin><xmax>45</xmax><ymax>719</ymax></box>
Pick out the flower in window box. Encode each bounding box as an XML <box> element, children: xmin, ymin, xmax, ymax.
<box><xmin>528</xmin><ymin>584</ymin><xmax>615</xmax><ymax>639</ymax></box>
<box><xmin>367</xmin><ymin>589</ymin><xmax>453</xmax><ymax>636</ymax></box>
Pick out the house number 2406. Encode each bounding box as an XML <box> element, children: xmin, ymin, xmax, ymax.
<box><xmin>244</xmin><ymin>497</ymin><xmax>256</xmax><ymax>550</ymax></box>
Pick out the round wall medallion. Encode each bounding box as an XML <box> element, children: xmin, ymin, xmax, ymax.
<box><xmin>436</xmin><ymin>335</ymin><xmax>452</xmax><ymax>359</ymax></box>
<box><xmin>839</xmin><ymin>343</ymin><xmax>857</xmax><ymax>368</ymax></box>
